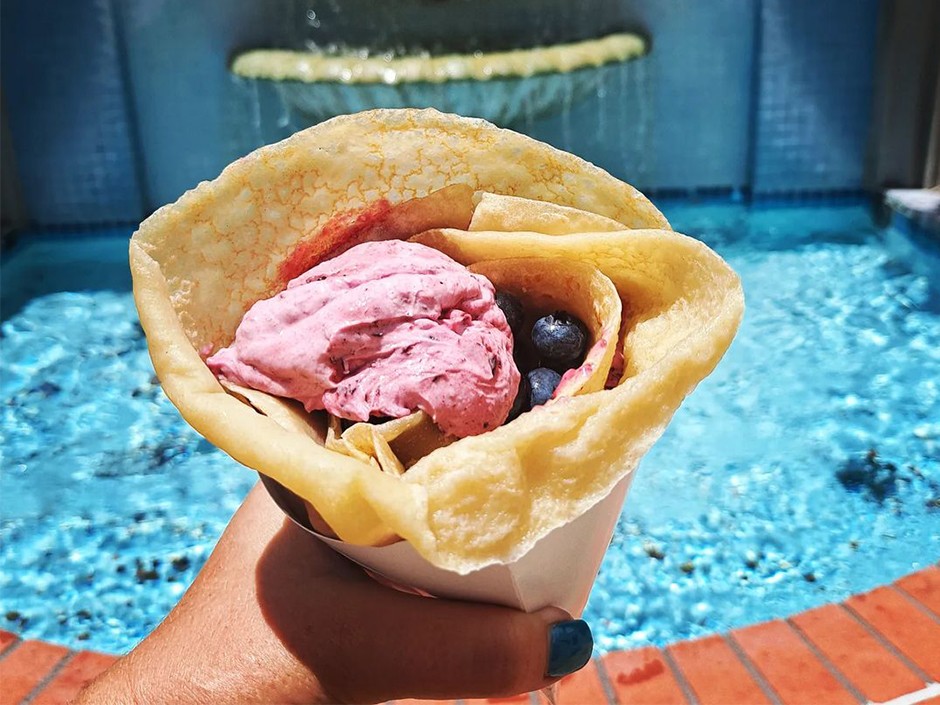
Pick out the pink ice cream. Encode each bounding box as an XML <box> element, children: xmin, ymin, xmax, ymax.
<box><xmin>207</xmin><ymin>240</ymin><xmax>520</xmax><ymax>437</ymax></box>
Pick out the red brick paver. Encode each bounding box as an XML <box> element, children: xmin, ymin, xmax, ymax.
<box><xmin>0</xmin><ymin>640</ymin><xmax>69</xmax><ymax>705</ymax></box>
<box><xmin>668</xmin><ymin>634</ymin><xmax>772</xmax><ymax>705</ymax></box>
<box><xmin>30</xmin><ymin>651</ymin><xmax>118</xmax><ymax>705</ymax></box>
<box><xmin>556</xmin><ymin>660</ymin><xmax>608</xmax><ymax>704</ymax></box>
<box><xmin>732</xmin><ymin>620</ymin><xmax>858</xmax><ymax>705</ymax></box>
<box><xmin>603</xmin><ymin>646</ymin><xmax>689</xmax><ymax>704</ymax></box>
<box><xmin>846</xmin><ymin>585</ymin><xmax>940</xmax><ymax>680</ymax></box>
<box><xmin>0</xmin><ymin>631</ymin><xmax>18</xmax><ymax>656</ymax></box>
<box><xmin>790</xmin><ymin>603</ymin><xmax>926</xmax><ymax>702</ymax></box>
<box><xmin>896</xmin><ymin>565</ymin><xmax>940</xmax><ymax>616</ymax></box>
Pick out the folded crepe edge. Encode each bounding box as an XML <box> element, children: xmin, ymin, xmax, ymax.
<box><xmin>402</xmin><ymin>230</ymin><xmax>745</xmax><ymax>570</ymax></box>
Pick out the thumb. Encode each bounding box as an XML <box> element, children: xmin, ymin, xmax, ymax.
<box><xmin>316</xmin><ymin>589</ymin><xmax>594</xmax><ymax>703</ymax></box>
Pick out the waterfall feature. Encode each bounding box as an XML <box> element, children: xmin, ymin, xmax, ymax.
<box><xmin>232</xmin><ymin>33</ymin><xmax>645</xmax><ymax>127</ymax></box>
<box><xmin>228</xmin><ymin>1</ymin><xmax>653</xmax><ymax>184</ymax></box>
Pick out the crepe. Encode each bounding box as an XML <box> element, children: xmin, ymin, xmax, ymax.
<box><xmin>130</xmin><ymin>108</ymin><xmax>743</xmax><ymax>574</ymax></box>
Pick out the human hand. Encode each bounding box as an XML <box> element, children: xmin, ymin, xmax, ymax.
<box><xmin>76</xmin><ymin>482</ymin><xmax>593</xmax><ymax>704</ymax></box>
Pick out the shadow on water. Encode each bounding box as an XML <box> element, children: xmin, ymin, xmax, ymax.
<box><xmin>0</xmin><ymin>230</ymin><xmax>134</xmax><ymax>322</ymax></box>
<box><xmin>836</xmin><ymin>448</ymin><xmax>940</xmax><ymax>510</ymax></box>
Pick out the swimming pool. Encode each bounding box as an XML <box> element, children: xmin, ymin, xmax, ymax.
<box><xmin>1</xmin><ymin>202</ymin><xmax>937</xmax><ymax>654</ymax></box>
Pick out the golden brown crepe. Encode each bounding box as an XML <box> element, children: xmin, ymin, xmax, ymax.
<box><xmin>130</xmin><ymin>108</ymin><xmax>743</xmax><ymax>574</ymax></box>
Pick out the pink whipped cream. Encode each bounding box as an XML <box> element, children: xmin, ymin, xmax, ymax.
<box><xmin>207</xmin><ymin>240</ymin><xmax>519</xmax><ymax>437</ymax></box>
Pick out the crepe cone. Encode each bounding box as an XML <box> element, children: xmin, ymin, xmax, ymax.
<box><xmin>130</xmin><ymin>109</ymin><xmax>743</xmax><ymax>585</ymax></box>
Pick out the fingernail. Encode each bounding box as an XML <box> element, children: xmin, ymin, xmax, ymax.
<box><xmin>547</xmin><ymin>619</ymin><xmax>593</xmax><ymax>677</ymax></box>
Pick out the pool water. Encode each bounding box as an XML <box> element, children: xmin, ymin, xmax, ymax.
<box><xmin>1</xmin><ymin>203</ymin><xmax>938</xmax><ymax>654</ymax></box>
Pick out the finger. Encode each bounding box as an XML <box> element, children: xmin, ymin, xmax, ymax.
<box><xmin>257</xmin><ymin>524</ymin><xmax>593</xmax><ymax>703</ymax></box>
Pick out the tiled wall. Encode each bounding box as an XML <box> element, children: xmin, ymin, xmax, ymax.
<box><xmin>617</xmin><ymin>0</ymin><xmax>758</xmax><ymax>192</ymax></box>
<box><xmin>752</xmin><ymin>0</ymin><xmax>880</xmax><ymax>194</ymax></box>
<box><xmin>1</xmin><ymin>0</ymin><xmax>882</xmax><ymax>226</ymax></box>
<box><xmin>0</xmin><ymin>0</ymin><xmax>143</xmax><ymax>225</ymax></box>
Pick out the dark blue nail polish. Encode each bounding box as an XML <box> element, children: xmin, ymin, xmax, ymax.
<box><xmin>547</xmin><ymin>619</ymin><xmax>593</xmax><ymax>677</ymax></box>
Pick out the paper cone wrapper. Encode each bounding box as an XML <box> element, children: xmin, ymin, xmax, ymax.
<box><xmin>261</xmin><ymin>471</ymin><xmax>634</xmax><ymax>617</ymax></box>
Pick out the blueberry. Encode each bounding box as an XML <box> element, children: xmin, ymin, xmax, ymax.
<box><xmin>507</xmin><ymin>373</ymin><xmax>530</xmax><ymax>421</ymax></box>
<box><xmin>528</xmin><ymin>368</ymin><xmax>562</xmax><ymax>407</ymax></box>
<box><xmin>531</xmin><ymin>311</ymin><xmax>587</xmax><ymax>367</ymax></box>
<box><xmin>495</xmin><ymin>291</ymin><xmax>525</xmax><ymax>337</ymax></box>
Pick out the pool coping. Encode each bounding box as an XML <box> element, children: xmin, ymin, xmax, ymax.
<box><xmin>2</xmin><ymin>564</ymin><xmax>937</xmax><ymax>705</ymax></box>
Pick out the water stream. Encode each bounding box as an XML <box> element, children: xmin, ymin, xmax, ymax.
<box><xmin>228</xmin><ymin>42</ymin><xmax>653</xmax><ymax>187</ymax></box>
